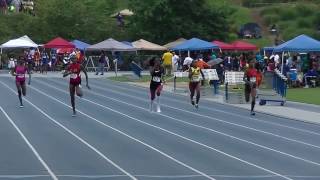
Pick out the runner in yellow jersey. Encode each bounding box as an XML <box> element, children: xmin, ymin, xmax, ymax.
<box><xmin>188</xmin><ymin>61</ymin><xmax>205</xmax><ymax>109</ymax></box>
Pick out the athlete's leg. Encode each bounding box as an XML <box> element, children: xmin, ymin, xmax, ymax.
<box><xmin>155</xmin><ymin>85</ymin><xmax>162</xmax><ymax>113</ymax></box>
<box><xmin>189</xmin><ymin>82</ymin><xmax>195</xmax><ymax>105</ymax></box>
<box><xmin>16</xmin><ymin>81</ymin><xmax>23</xmax><ymax>107</ymax></box>
<box><xmin>245</xmin><ymin>84</ymin><xmax>251</xmax><ymax>102</ymax></box>
<box><xmin>75</xmin><ymin>84</ymin><xmax>83</xmax><ymax>97</ymax></box>
<box><xmin>21</xmin><ymin>82</ymin><xmax>26</xmax><ymax>96</ymax></box>
<box><xmin>195</xmin><ymin>82</ymin><xmax>200</xmax><ymax>108</ymax></box>
<box><xmin>150</xmin><ymin>87</ymin><xmax>156</xmax><ymax>112</ymax></box>
<box><xmin>250</xmin><ymin>84</ymin><xmax>257</xmax><ymax>115</ymax></box>
<box><xmin>69</xmin><ymin>84</ymin><xmax>76</xmax><ymax>115</ymax></box>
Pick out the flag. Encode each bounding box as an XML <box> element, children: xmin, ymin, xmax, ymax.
<box><xmin>130</xmin><ymin>61</ymin><xmax>143</xmax><ymax>77</ymax></box>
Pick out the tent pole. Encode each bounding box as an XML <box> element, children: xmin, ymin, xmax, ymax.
<box><xmin>281</xmin><ymin>51</ymin><xmax>284</xmax><ymax>74</ymax></box>
<box><xmin>0</xmin><ymin>48</ymin><xmax>2</xmax><ymax>69</ymax></box>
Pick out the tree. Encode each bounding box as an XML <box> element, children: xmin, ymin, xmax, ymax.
<box><xmin>128</xmin><ymin>0</ymin><xmax>232</xmax><ymax>44</ymax></box>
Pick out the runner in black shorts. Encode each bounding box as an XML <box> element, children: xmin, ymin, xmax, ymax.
<box><xmin>244</xmin><ymin>62</ymin><xmax>258</xmax><ymax>115</ymax></box>
<box><xmin>149</xmin><ymin>57</ymin><xmax>165</xmax><ymax>113</ymax></box>
<box><xmin>189</xmin><ymin>61</ymin><xmax>205</xmax><ymax>109</ymax></box>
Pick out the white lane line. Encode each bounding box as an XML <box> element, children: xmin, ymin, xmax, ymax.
<box><xmin>39</xmin><ymin>80</ymin><xmax>320</xmax><ymax>167</ymax></box>
<box><xmin>0</xmin><ymin>82</ymin><xmax>137</xmax><ymax>180</ymax></box>
<box><xmin>90</xmin><ymin>79</ymin><xmax>320</xmax><ymax>137</ymax></box>
<box><xmin>25</xmin><ymin>83</ymin><xmax>216</xmax><ymax>180</ymax></box>
<box><xmin>0</xmin><ymin>106</ymin><xmax>58</xmax><ymax>180</ymax></box>
<box><xmin>1</xmin><ymin>174</ymin><xmax>320</xmax><ymax>179</ymax></box>
<box><xmin>34</xmin><ymin>79</ymin><xmax>293</xmax><ymax>180</ymax></box>
<box><xmin>85</xmin><ymin>81</ymin><xmax>320</xmax><ymax>149</ymax></box>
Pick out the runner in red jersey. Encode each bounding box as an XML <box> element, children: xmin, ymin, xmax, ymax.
<box><xmin>11</xmin><ymin>59</ymin><xmax>31</xmax><ymax>108</ymax></box>
<box><xmin>244</xmin><ymin>62</ymin><xmax>258</xmax><ymax>115</ymax></box>
<box><xmin>63</xmin><ymin>55</ymin><xmax>90</xmax><ymax>116</ymax></box>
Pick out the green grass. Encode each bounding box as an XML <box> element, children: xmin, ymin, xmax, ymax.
<box><xmin>108</xmin><ymin>75</ymin><xmax>190</xmax><ymax>82</ymax></box>
<box><xmin>286</xmin><ymin>88</ymin><xmax>320</xmax><ymax>105</ymax></box>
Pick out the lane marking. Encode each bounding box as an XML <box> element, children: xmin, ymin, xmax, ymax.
<box><xmin>2</xmin><ymin>174</ymin><xmax>320</xmax><ymax>179</ymax></box>
<box><xmin>0</xmin><ymin>106</ymin><xmax>58</xmax><ymax>180</ymax></box>
<box><xmin>0</xmin><ymin>81</ymin><xmax>137</xmax><ymax>180</ymax></box>
<box><xmin>21</xmin><ymin>82</ymin><xmax>216</xmax><ymax>180</ymax></box>
<box><xmin>49</xmin><ymin>79</ymin><xmax>320</xmax><ymax>150</ymax></box>
<box><xmin>37</xmin><ymin>79</ymin><xmax>320</xmax><ymax>167</ymax></box>
<box><xmin>34</xmin><ymin>79</ymin><xmax>293</xmax><ymax>180</ymax></box>
<box><xmin>90</xmin><ymin>79</ymin><xmax>320</xmax><ymax>137</ymax></box>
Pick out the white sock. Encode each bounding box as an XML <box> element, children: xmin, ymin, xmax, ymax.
<box><xmin>156</xmin><ymin>96</ymin><xmax>161</xmax><ymax>112</ymax></box>
<box><xmin>150</xmin><ymin>100</ymin><xmax>154</xmax><ymax>112</ymax></box>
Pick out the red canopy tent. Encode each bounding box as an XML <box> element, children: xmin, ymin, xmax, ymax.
<box><xmin>212</xmin><ymin>40</ymin><xmax>234</xmax><ymax>50</ymax></box>
<box><xmin>44</xmin><ymin>37</ymin><xmax>75</xmax><ymax>48</ymax></box>
<box><xmin>231</xmin><ymin>40</ymin><xmax>257</xmax><ymax>51</ymax></box>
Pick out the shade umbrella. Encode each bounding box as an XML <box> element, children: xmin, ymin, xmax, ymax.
<box><xmin>207</xmin><ymin>58</ymin><xmax>223</xmax><ymax>66</ymax></box>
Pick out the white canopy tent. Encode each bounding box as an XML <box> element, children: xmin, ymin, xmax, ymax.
<box><xmin>0</xmin><ymin>35</ymin><xmax>38</xmax><ymax>68</ymax></box>
<box><xmin>0</xmin><ymin>35</ymin><xmax>38</xmax><ymax>49</ymax></box>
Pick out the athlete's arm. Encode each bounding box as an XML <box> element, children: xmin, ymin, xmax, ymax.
<box><xmin>11</xmin><ymin>67</ymin><xmax>16</xmax><ymax>76</ymax></box>
<box><xmin>200</xmin><ymin>69</ymin><xmax>205</xmax><ymax>80</ymax></box>
<box><xmin>81</xmin><ymin>65</ymin><xmax>90</xmax><ymax>89</ymax></box>
<box><xmin>188</xmin><ymin>68</ymin><xmax>192</xmax><ymax>79</ymax></box>
<box><xmin>63</xmin><ymin>65</ymin><xmax>71</xmax><ymax>77</ymax></box>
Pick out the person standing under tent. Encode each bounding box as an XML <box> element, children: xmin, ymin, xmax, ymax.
<box><xmin>11</xmin><ymin>57</ymin><xmax>31</xmax><ymax>108</ymax></box>
<box><xmin>171</xmin><ymin>52</ymin><xmax>179</xmax><ymax>72</ymax></box>
<box><xmin>96</xmin><ymin>51</ymin><xmax>109</xmax><ymax>75</ymax></box>
<box><xmin>149</xmin><ymin>57</ymin><xmax>165</xmax><ymax>113</ymax></box>
<box><xmin>63</xmin><ymin>54</ymin><xmax>90</xmax><ymax>116</ymax></box>
<box><xmin>34</xmin><ymin>48</ymin><xmax>40</xmax><ymax>72</ymax></box>
<box><xmin>188</xmin><ymin>60</ymin><xmax>205</xmax><ymax>109</ymax></box>
<box><xmin>162</xmin><ymin>50</ymin><xmax>173</xmax><ymax>76</ymax></box>
<box><xmin>244</xmin><ymin>62</ymin><xmax>258</xmax><ymax>115</ymax></box>
<box><xmin>40</xmin><ymin>49</ymin><xmax>49</xmax><ymax>74</ymax></box>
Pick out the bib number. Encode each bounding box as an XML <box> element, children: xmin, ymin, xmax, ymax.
<box><xmin>191</xmin><ymin>75</ymin><xmax>200</xmax><ymax>82</ymax></box>
<box><xmin>152</xmin><ymin>76</ymin><xmax>161</xmax><ymax>82</ymax></box>
<box><xmin>70</xmin><ymin>74</ymin><xmax>78</xmax><ymax>79</ymax></box>
<box><xmin>250</xmin><ymin>77</ymin><xmax>256</xmax><ymax>82</ymax></box>
<box><xmin>17</xmin><ymin>74</ymin><xmax>24</xmax><ymax>78</ymax></box>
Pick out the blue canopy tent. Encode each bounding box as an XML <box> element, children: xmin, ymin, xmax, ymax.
<box><xmin>273</xmin><ymin>34</ymin><xmax>320</xmax><ymax>73</ymax></box>
<box><xmin>171</xmin><ymin>38</ymin><xmax>219</xmax><ymax>56</ymax></box>
<box><xmin>71</xmin><ymin>40</ymin><xmax>91</xmax><ymax>50</ymax></box>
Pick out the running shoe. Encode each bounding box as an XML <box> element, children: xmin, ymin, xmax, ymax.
<box><xmin>191</xmin><ymin>100</ymin><xmax>195</xmax><ymax>106</ymax></box>
<box><xmin>250</xmin><ymin>111</ymin><xmax>255</xmax><ymax>116</ymax></box>
<box><xmin>19</xmin><ymin>104</ymin><xmax>24</xmax><ymax>108</ymax></box>
<box><xmin>72</xmin><ymin>112</ymin><xmax>76</xmax><ymax>117</ymax></box>
<box><xmin>195</xmin><ymin>104</ymin><xmax>199</xmax><ymax>109</ymax></box>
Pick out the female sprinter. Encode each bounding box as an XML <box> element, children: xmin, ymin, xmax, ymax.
<box><xmin>244</xmin><ymin>62</ymin><xmax>258</xmax><ymax>115</ymax></box>
<box><xmin>11</xmin><ymin>58</ymin><xmax>31</xmax><ymax>108</ymax></box>
<box><xmin>189</xmin><ymin>60</ymin><xmax>205</xmax><ymax>109</ymax></box>
<box><xmin>63</xmin><ymin>54</ymin><xmax>90</xmax><ymax>116</ymax></box>
<box><xmin>149</xmin><ymin>57</ymin><xmax>165</xmax><ymax>113</ymax></box>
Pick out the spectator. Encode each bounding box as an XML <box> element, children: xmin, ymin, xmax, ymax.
<box><xmin>96</xmin><ymin>51</ymin><xmax>109</xmax><ymax>75</ymax></box>
<box><xmin>0</xmin><ymin>0</ymin><xmax>7</xmax><ymax>14</ymax></box>
<box><xmin>171</xmin><ymin>52</ymin><xmax>179</xmax><ymax>72</ymax></box>
<box><xmin>161</xmin><ymin>50</ymin><xmax>173</xmax><ymax>76</ymax></box>
<box><xmin>182</xmin><ymin>55</ymin><xmax>193</xmax><ymax>71</ymax></box>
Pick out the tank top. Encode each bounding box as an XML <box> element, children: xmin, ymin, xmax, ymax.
<box><xmin>151</xmin><ymin>67</ymin><xmax>163</xmax><ymax>83</ymax></box>
<box><xmin>68</xmin><ymin>63</ymin><xmax>81</xmax><ymax>84</ymax></box>
<box><xmin>15</xmin><ymin>66</ymin><xmax>27</xmax><ymax>82</ymax></box>
<box><xmin>246</xmin><ymin>68</ymin><xmax>258</xmax><ymax>82</ymax></box>
<box><xmin>190</xmin><ymin>67</ymin><xmax>201</xmax><ymax>82</ymax></box>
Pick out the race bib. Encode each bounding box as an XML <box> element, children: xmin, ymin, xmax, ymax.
<box><xmin>70</xmin><ymin>74</ymin><xmax>78</xmax><ymax>79</ymax></box>
<box><xmin>250</xmin><ymin>77</ymin><xmax>256</xmax><ymax>82</ymax></box>
<box><xmin>191</xmin><ymin>75</ymin><xmax>200</xmax><ymax>82</ymax></box>
<box><xmin>17</xmin><ymin>74</ymin><xmax>25</xmax><ymax>78</ymax></box>
<box><xmin>152</xmin><ymin>76</ymin><xmax>161</xmax><ymax>82</ymax></box>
